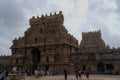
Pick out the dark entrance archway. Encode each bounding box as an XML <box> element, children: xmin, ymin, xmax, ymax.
<box><xmin>82</xmin><ymin>66</ymin><xmax>86</xmax><ymax>72</ymax></box>
<box><xmin>45</xmin><ymin>65</ymin><xmax>49</xmax><ymax>75</ymax></box>
<box><xmin>97</xmin><ymin>62</ymin><xmax>105</xmax><ymax>73</ymax></box>
<box><xmin>31</xmin><ymin>48</ymin><xmax>41</xmax><ymax>73</ymax></box>
<box><xmin>106</xmin><ymin>64</ymin><xmax>113</xmax><ymax>74</ymax></box>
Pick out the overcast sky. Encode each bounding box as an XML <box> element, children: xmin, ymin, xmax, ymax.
<box><xmin>0</xmin><ymin>0</ymin><xmax>120</xmax><ymax>55</ymax></box>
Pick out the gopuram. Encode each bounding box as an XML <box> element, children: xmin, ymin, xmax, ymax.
<box><xmin>10</xmin><ymin>11</ymin><xmax>78</xmax><ymax>74</ymax></box>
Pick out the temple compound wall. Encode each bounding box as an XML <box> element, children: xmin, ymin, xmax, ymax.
<box><xmin>0</xmin><ymin>56</ymin><xmax>12</xmax><ymax>71</ymax></box>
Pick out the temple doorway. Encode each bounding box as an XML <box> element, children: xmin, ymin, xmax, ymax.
<box><xmin>45</xmin><ymin>65</ymin><xmax>49</xmax><ymax>75</ymax></box>
<box><xmin>97</xmin><ymin>62</ymin><xmax>105</xmax><ymax>73</ymax></box>
<box><xmin>31</xmin><ymin>48</ymin><xmax>41</xmax><ymax>73</ymax></box>
<box><xmin>106</xmin><ymin>64</ymin><xmax>113</xmax><ymax>74</ymax></box>
<box><xmin>82</xmin><ymin>66</ymin><xmax>86</xmax><ymax>73</ymax></box>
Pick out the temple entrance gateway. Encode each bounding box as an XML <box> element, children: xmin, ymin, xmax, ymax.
<box><xmin>31</xmin><ymin>48</ymin><xmax>41</xmax><ymax>73</ymax></box>
<box><xmin>82</xmin><ymin>66</ymin><xmax>86</xmax><ymax>72</ymax></box>
<box><xmin>97</xmin><ymin>62</ymin><xmax>105</xmax><ymax>73</ymax></box>
<box><xmin>32</xmin><ymin>48</ymin><xmax>41</xmax><ymax>63</ymax></box>
<box><xmin>106</xmin><ymin>64</ymin><xmax>113</xmax><ymax>74</ymax></box>
<box><xmin>45</xmin><ymin>65</ymin><xmax>50</xmax><ymax>75</ymax></box>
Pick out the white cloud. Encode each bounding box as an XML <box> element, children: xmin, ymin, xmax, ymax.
<box><xmin>75</xmin><ymin>0</ymin><xmax>89</xmax><ymax>15</ymax></box>
<box><xmin>103</xmin><ymin>0</ymin><xmax>117</xmax><ymax>9</ymax></box>
<box><xmin>48</xmin><ymin>0</ymin><xmax>75</xmax><ymax>13</ymax></box>
<box><xmin>0</xmin><ymin>37</ymin><xmax>11</xmax><ymax>55</ymax></box>
<box><xmin>84</xmin><ymin>0</ymin><xmax>120</xmax><ymax>48</ymax></box>
<box><xmin>105</xmin><ymin>12</ymin><xmax>120</xmax><ymax>35</ymax></box>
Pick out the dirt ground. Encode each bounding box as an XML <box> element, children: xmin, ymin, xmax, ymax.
<box><xmin>23</xmin><ymin>74</ymin><xmax>120</xmax><ymax>80</ymax></box>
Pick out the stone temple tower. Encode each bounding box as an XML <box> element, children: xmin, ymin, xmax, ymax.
<box><xmin>11</xmin><ymin>11</ymin><xmax>78</xmax><ymax>74</ymax></box>
<box><xmin>79</xmin><ymin>30</ymin><xmax>109</xmax><ymax>53</ymax></box>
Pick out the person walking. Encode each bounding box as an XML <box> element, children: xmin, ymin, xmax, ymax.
<box><xmin>64</xmin><ymin>69</ymin><xmax>68</xmax><ymax>80</ymax></box>
<box><xmin>34</xmin><ymin>69</ymin><xmax>39</xmax><ymax>79</ymax></box>
<box><xmin>1</xmin><ymin>69</ymin><xmax>6</xmax><ymax>80</ymax></box>
<box><xmin>85</xmin><ymin>70</ymin><xmax>89</xmax><ymax>80</ymax></box>
<box><xmin>78</xmin><ymin>70</ymin><xmax>82</xmax><ymax>80</ymax></box>
<box><xmin>40</xmin><ymin>70</ymin><xmax>44</xmax><ymax>78</ymax></box>
<box><xmin>0</xmin><ymin>70</ymin><xmax>5</xmax><ymax>80</ymax></box>
<box><xmin>5</xmin><ymin>69</ymin><xmax>9</xmax><ymax>80</ymax></box>
<box><xmin>75</xmin><ymin>71</ymin><xmax>79</xmax><ymax>80</ymax></box>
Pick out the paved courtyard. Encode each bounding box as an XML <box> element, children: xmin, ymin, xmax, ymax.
<box><xmin>23</xmin><ymin>75</ymin><xmax>120</xmax><ymax>80</ymax></box>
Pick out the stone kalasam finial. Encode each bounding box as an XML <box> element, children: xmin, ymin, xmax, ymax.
<box><xmin>13</xmin><ymin>38</ymin><xmax>17</xmax><ymax>43</ymax></box>
<box><xmin>59</xmin><ymin>11</ymin><xmax>62</xmax><ymax>14</ymax></box>
<box><xmin>15</xmin><ymin>38</ymin><xmax>17</xmax><ymax>40</ymax></box>
<box><xmin>32</xmin><ymin>16</ymin><xmax>35</xmax><ymax>19</ymax></box>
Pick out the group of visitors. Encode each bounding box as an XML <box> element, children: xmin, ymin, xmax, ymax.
<box><xmin>34</xmin><ymin>69</ymin><xmax>45</xmax><ymax>79</ymax></box>
<box><xmin>0</xmin><ymin>69</ymin><xmax>9</xmax><ymax>80</ymax></box>
<box><xmin>75</xmin><ymin>70</ymin><xmax>89</xmax><ymax>80</ymax></box>
<box><xmin>75</xmin><ymin>70</ymin><xmax>82</xmax><ymax>80</ymax></box>
<box><xmin>25</xmin><ymin>68</ymin><xmax>53</xmax><ymax>78</ymax></box>
<box><xmin>64</xmin><ymin>69</ymin><xmax>89</xmax><ymax>80</ymax></box>
<box><xmin>0</xmin><ymin>68</ymin><xmax>90</xmax><ymax>80</ymax></box>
